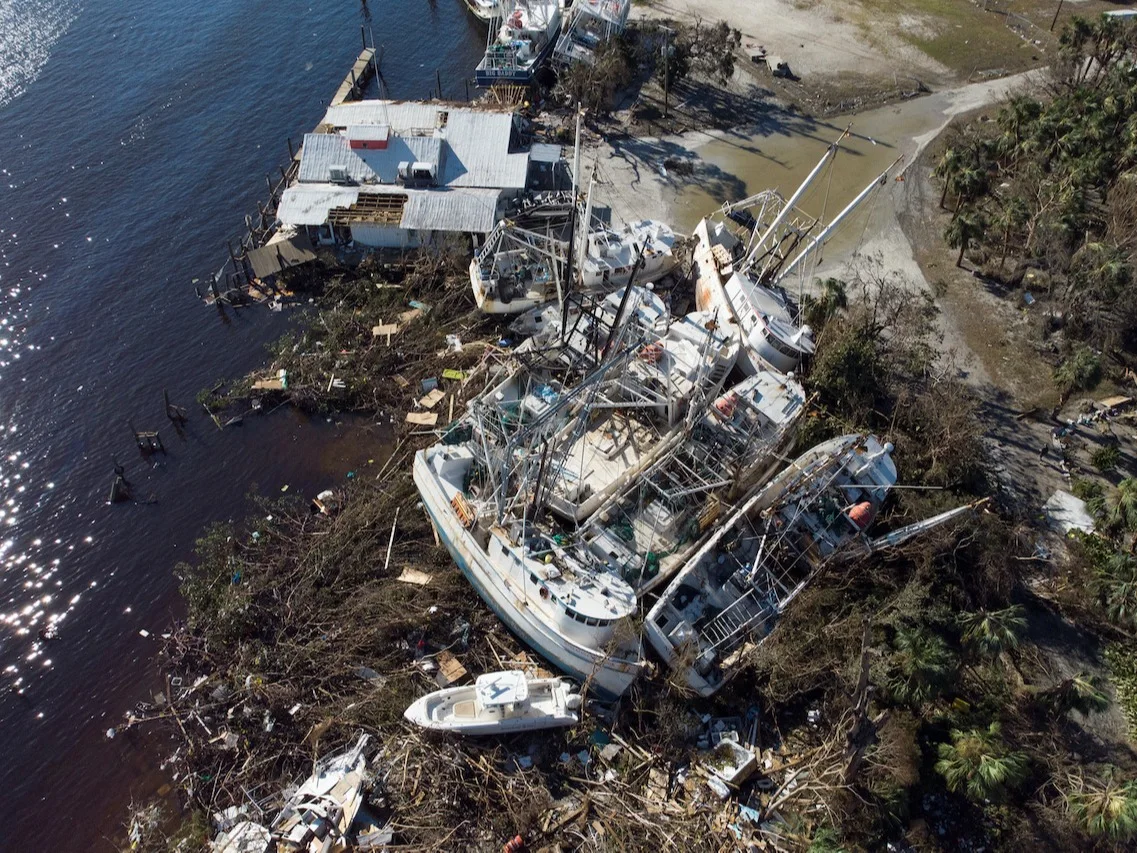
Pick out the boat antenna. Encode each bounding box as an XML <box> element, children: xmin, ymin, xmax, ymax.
<box><xmin>562</xmin><ymin>105</ymin><xmax>583</xmax><ymax>342</ymax></box>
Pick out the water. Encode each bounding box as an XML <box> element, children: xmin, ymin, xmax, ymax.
<box><xmin>0</xmin><ymin>0</ymin><xmax>485</xmax><ymax>848</ymax></box>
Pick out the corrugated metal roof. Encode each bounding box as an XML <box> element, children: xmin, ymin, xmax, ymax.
<box><xmin>400</xmin><ymin>188</ymin><xmax>501</xmax><ymax>233</ymax></box>
<box><xmin>530</xmin><ymin>143</ymin><xmax>563</xmax><ymax>163</ymax></box>
<box><xmin>298</xmin><ymin>133</ymin><xmax>442</xmax><ymax>184</ymax></box>
<box><xmin>277</xmin><ymin>185</ymin><xmax>360</xmax><ymax>226</ymax></box>
<box><xmin>314</xmin><ymin>102</ymin><xmax>531</xmax><ymax>190</ymax></box>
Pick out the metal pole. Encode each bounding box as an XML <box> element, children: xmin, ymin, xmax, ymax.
<box><xmin>1050</xmin><ymin>0</ymin><xmax>1063</xmax><ymax>32</ymax></box>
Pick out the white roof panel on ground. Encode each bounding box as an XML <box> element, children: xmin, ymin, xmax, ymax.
<box><xmin>277</xmin><ymin>185</ymin><xmax>360</xmax><ymax>226</ymax></box>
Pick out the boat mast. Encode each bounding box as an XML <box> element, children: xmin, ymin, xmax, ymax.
<box><xmin>773</xmin><ymin>155</ymin><xmax>903</xmax><ymax>288</ymax></box>
<box><xmin>741</xmin><ymin>127</ymin><xmax>849</xmax><ymax>272</ymax></box>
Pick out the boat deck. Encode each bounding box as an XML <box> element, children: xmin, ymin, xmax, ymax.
<box><xmin>549</xmin><ymin>411</ymin><xmax>657</xmax><ymax>509</ymax></box>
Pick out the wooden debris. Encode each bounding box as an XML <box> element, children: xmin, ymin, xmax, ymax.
<box><xmin>252</xmin><ymin>378</ymin><xmax>284</xmax><ymax>391</ymax></box>
<box><xmin>392</xmin><ymin>374</ymin><xmax>410</xmax><ymax>389</ymax></box>
<box><xmin>405</xmin><ymin>411</ymin><xmax>438</xmax><ymax>426</ymax></box>
<box><xmin>435</xmin><ymin>650</ymin><xmax>468</xmax><ymax>686</ymax></box>
<box><xmin>396</xmin><ymin>567</ymin><xmax>433</xmax><ymax>586</ymax></box>
<box><xmin>418</xmin><ymin>388</ymin><xmax>446</xmax><ymax>409</ymax></box>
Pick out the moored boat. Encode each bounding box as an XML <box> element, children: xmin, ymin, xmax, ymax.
<box><xmin>463</xmin><ymin>0</ymin><xmax>502</xmax><ymax>23</ymax></box>
<box><xmin>404</xmin><ymin>670</ymin><xmax>582</xmax><ymax>734</ymax></box>
<box><xmin>475</xmin><ymin>0</ymin><xmax>562</xmax><ymax>86</ymax></box>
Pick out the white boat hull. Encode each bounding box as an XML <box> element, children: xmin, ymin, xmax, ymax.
<box><xmin>404</xmin><ymin>676</ymin><xmax>579</xmax><ymax>735</ymax></box>
<box><xmin>413</xmin><ymin>451</ymin><xmax>643</xmax><ymax>699</ymax></box>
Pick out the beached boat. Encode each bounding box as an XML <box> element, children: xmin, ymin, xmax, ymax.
<box><xmin>644</xmin><ymin>435</ymin><xmax>897</xmax><ymax>696</ymax></box>
<box><xmin>578</xmin><ymin>369</ymin><xmax>807</xmax><ymax>595</ymax></box>
<box><xmin>471</xmin><ymin>217</ymin><xmax>678</xmax><ymax>315</ymax></box>
<box><xmin>475</xmin><ymin>0</ymin><xmax>562</xmax><ymax>86</ymax></box>
<box><xmin>553</xmin><ymin>0</ymin><xmax>631</xmax><ymax>66</ymax></box>
<box><xmin>414</xmin><ymin>443</ymin><xmax>645</xmax><ymax>697</ymax></box>
<box><xmin>693</xmin><ymin>135</ymin><xmax>901</xmax><ymax>375</ymax></box>
<box><xmin>269</xmin><ymin>734</ymin><xmax>370</xmax><ymax>852</ymax></box>
<box><xmin>404</xmin><ymin>670</ymin><xmax>582</xmax><ymax>734</ymax></box>
<box><xmin>509</xmin><ymin>284</ymin><xmax>668</xmax><ymax>347</ymax></box>
<box><xmin>463</xmin><ymin>0</ymin><xmax>501</xmax><ymax>24</ymax></box>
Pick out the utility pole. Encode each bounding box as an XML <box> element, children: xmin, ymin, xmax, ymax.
<box><xmin>1050</xmin><ymin>0</ymin><xmax>1064</xmax><ymax>33</ymax></box>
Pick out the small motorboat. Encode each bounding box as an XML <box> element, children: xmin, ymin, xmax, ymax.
<box><xmin>270</xmin><ymin>734</ymin><xmax>370</xmax><ymax>852</ymax></box>
<box><xmin>404</xmin><ymin>670</ymin><xmax>582</xmax><ymax>735</ymax></box>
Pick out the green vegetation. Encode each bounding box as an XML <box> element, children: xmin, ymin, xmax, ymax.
<box><xmin>935</xmin><ymin>723</ymin><xmax>1029</xmax><ymax>803</ymax></box>
<box><xmin>933</xmin><ymin>15</ymin><xmax>1137</xmax><ymax>355</ymax></box>
<box><xmin>1105</xmin><ymin>644</ymin><xmax>1137</xmax><ymax>739</ymax></box>
<box><xmin>1064</xmin><ymin>768</ymin><xmax>1137</xmax><ymax>843</ymax></box>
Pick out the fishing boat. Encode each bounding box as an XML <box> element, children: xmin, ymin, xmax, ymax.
<box><xmin>693</xmin><ymin>133</ymin><xmax>902</xmax><ymax>375</ymax></box>
<box><xmin>404</xmin><ymin>670</ymin><xmax>582</xmax><ymax>734</ymax></box>
<box><xmin>644</xmin><ymin>435</ymin><xmax>974</xmax><ymax>696</ymax></box>
<box><xmin>644</xmin><ymin>435</ymin><xmax>896</xmax><ymax>696</ymax></box>
<box><xmin>475</xmin><ymin>0</ymin><xmax>562</xmax><ymax>86</ymax></box>
<box><xmin>578</xmin><ymin>219</ymin><xmax>678</xmax><ymax>291</ymax></box>
<box><xmin>269</xmin><ymin>734</ymin><xmax>370</xmax><ymax>852</ymax></box>
<box><xmin>414</xmin><ymin>443</ymin><xmax>645</xmax><ymax>697</ymax></box>
<box><xmin>553</xmin><ymin>0</ymin><xmax>631</xmax><ymax>66</ymax></box>
<box><xmin>471</xmin><ymin>217</ymin><xmax>677</xmax><ymax>315</ymax></box>
<box><xmin>509</xmin><ymin>284</ymin><xmax>668</xmax><ymax>346</ymax></box>
<box><xmin>463</xmin><ymin>0</ymin><xmax>502</xmax><ymax>24</ymax></box>
<box><xmin>577</xmin><ymin>369</ymin><xmax>807</xmax><ymax>595</ymax></box>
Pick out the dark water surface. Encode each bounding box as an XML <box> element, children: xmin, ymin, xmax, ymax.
<box><xmin>0</xmin><ymin>0</ymin><xmax>485</xmax><ymax>848</ymax></box>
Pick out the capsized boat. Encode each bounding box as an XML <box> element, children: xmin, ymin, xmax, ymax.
<box><xmin>644</xmin><ymin>435</ymin><xmax>896</xmax><ymax>696</ymax></box>
<box><xmin>475</xmin><ymin>0</ymin><xmax>562</xmax><ymax>86</ymax></box>
<box><xmin>404</xmin><ymin>670</ymin><xmax>582</xmax><ymax>734</ymax></box>
<box><xmin>270</xmin><ymin>734</ymin><xmax>370</xmax><ymax>852</ymax></box>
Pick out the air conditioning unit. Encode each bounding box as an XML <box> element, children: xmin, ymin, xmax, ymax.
<box><xmin>328</xmin><ymin>165</ymin><xmax>349</xmax><ymax>183</ymax></box>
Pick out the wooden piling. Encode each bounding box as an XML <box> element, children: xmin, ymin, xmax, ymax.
<box><xmin>436</xmin><ymin>70</ymin><xmax>443</xmax><ymax>100</ymax></box>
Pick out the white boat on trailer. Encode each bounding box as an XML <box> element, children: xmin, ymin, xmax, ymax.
<box><xmin>404</xmin><ymin>670</ymin><xmax>582</xmax><ymax>734</ymax></box>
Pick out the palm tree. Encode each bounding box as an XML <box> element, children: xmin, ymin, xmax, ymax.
<box><xmin>1092</xmin><ymin>551</ymin><xmax>1137</xmax><ymax>629</ymax></box>
<box><xmin>959</xmin><ymin>605</ymin><xmax>1026</xmax><ymax>659</ymax></box>
<box><xmin>1041</xmin><ymin>672</ymin><xmax>1111</xmax><ymax>716</ymax></box>
<box><xmin>1065</xmin><ymin>769</ymin><xmax>1137</xmax><ymax>843</ymax></box>
<box><xmin>944</xmin><ymin>207</ymin><xmax>985</xmax><ymax>268</ymax></box>
<box><xmin>801</xmin><ymin>277</ymin><xmax>848</xmax><ymax>330</ymax></box>
<box><xmin>1104</xmin><ymin>478</ymin><xmax>1137</xmax><ymax>536</ymax></box>
<box><xmin>935</xmin><ymin>722</ymin><xmax>1028</xmax><ymax>803</ymax></box>
<box><xmin>888</xmin><ymin>626</ymin><xmax>957</xmax><ymax>705</ymax></box>
<box><xmin>934</xmin><ymin>146</ymin><xmax>962</xmax><ymax>209</ymax></box>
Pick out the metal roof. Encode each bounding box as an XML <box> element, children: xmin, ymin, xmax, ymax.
<box><xmin>244</xmin><ymin>234</ymin><xmax>317</xmax><ymax>280</ymax></box>
<box><xmin>298</xmin><ymin>133</ymin><xmax>443</xmax><ymax>184</ymax></box>
<box><xmin>314</xmin><ymin>101</ymin><xmax>531</xmax><ymax>189</ymax></box>
<box><xmin>276</xmin><ymin>185</ymin><xmax>360</xmax><ymax>226</ymax></box>
<box><xmin>400</xmin><ymin>188</ymin><xmax>501</xmax><ymax>233</ymax></box>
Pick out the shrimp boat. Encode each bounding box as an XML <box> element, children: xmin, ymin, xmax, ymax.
<box><xmin>475</xmin><ymin>0</ymin><xmax>562</xmax><ymax>86</ymax></box>
<box><xmin>644</xmin><ymin>435</ymin><xmax>975</xmax><ymax>695</ymax></box>
<box><xmin>577</xmin><ymin>369</ymin><xmax>807</xmax><ymax>595</ymax></box>
<box><xmin>471</xmin><ymin>217</ymin><xmax>677</xmax><ymax>315</ymax></box>
<box><xmin>404</xmin><ymin>670</ymin><xmax>582</xmax><ymax>734</ymax></box>
<box><xmin>463</xmin><ymin>0</ymin><xmax>501</xmax><ymax>23</ymax></box>
<box><xmin>694</xmin><ymin>132</ymin><xmax>902</xmax><ymax>374</ymax></box>
<box><xmin>553</xmin><ymin>0</ymin><xmax>631</xmax><ymax>66</ymax></box>
<box><xmin>415</xmin><ymin>295</ymin><xmax>736</xmax><ymax>697</ymax></box>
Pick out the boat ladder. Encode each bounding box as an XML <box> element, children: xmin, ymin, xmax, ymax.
<box><xmin>700</xmin><ymin>585</ymin><xmax>773</xmax><ymax>652</ymax></box>
<box><xmin>451</xmin><ymin>493</ymin><xmax>477</xmax><ymax>529</ymax></box>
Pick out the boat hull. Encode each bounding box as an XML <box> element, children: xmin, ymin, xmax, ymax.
<box><xmin>475</xmin><ymin>32</ymin><xmax>558</xmax><ymax>86</ymax></box>
<box><xmin>463</xmin><ymin>0</ymin><xmax>500</xmax><ymax>23</ymax></box>
<box><xmin>413</xmin><ymin>452</ymin><xmax>642</xmax><ymax>699</ymax></box>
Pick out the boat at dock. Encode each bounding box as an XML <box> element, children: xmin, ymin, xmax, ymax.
<box><xmin>463</xmin><ymin>0</ymin><xmax>502</xmax><ymax>24</ymax></box>
<box><xmin>404</xmin><ymin>670</ymin><xmax>582</xmax><ymax>734</ymax></box>
<box><xmin>475</xmin><ymin>0</ymin><xmax>562</xmax><ymax>86</ymax></box>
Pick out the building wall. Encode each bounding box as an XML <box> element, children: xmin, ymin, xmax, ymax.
<box><xmin>348</xmin><ymin>223</ymin><xmax>423</xmax><ymax>249</ymax></box>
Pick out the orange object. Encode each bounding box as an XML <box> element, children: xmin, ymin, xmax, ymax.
<box><xmin>848</xmin><ymin>501</ymin><xmax>875</xmax><ymax>530</ymax></box>
<box><xmin>503</xmin><ymin>835</ymin><xmax>525</xmax><ymax>853</ymax></box>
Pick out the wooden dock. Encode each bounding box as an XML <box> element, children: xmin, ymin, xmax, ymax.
<box><xmin>331</xmin><ymin>47</ymin><xmax>379</xmax><ymax>107</ymax></box>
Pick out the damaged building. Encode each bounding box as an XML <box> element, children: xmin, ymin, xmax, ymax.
<box><xmin>276</xmin><ymin>101</ymin><xmax>568</xmax><ymax>250</ymax></box>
